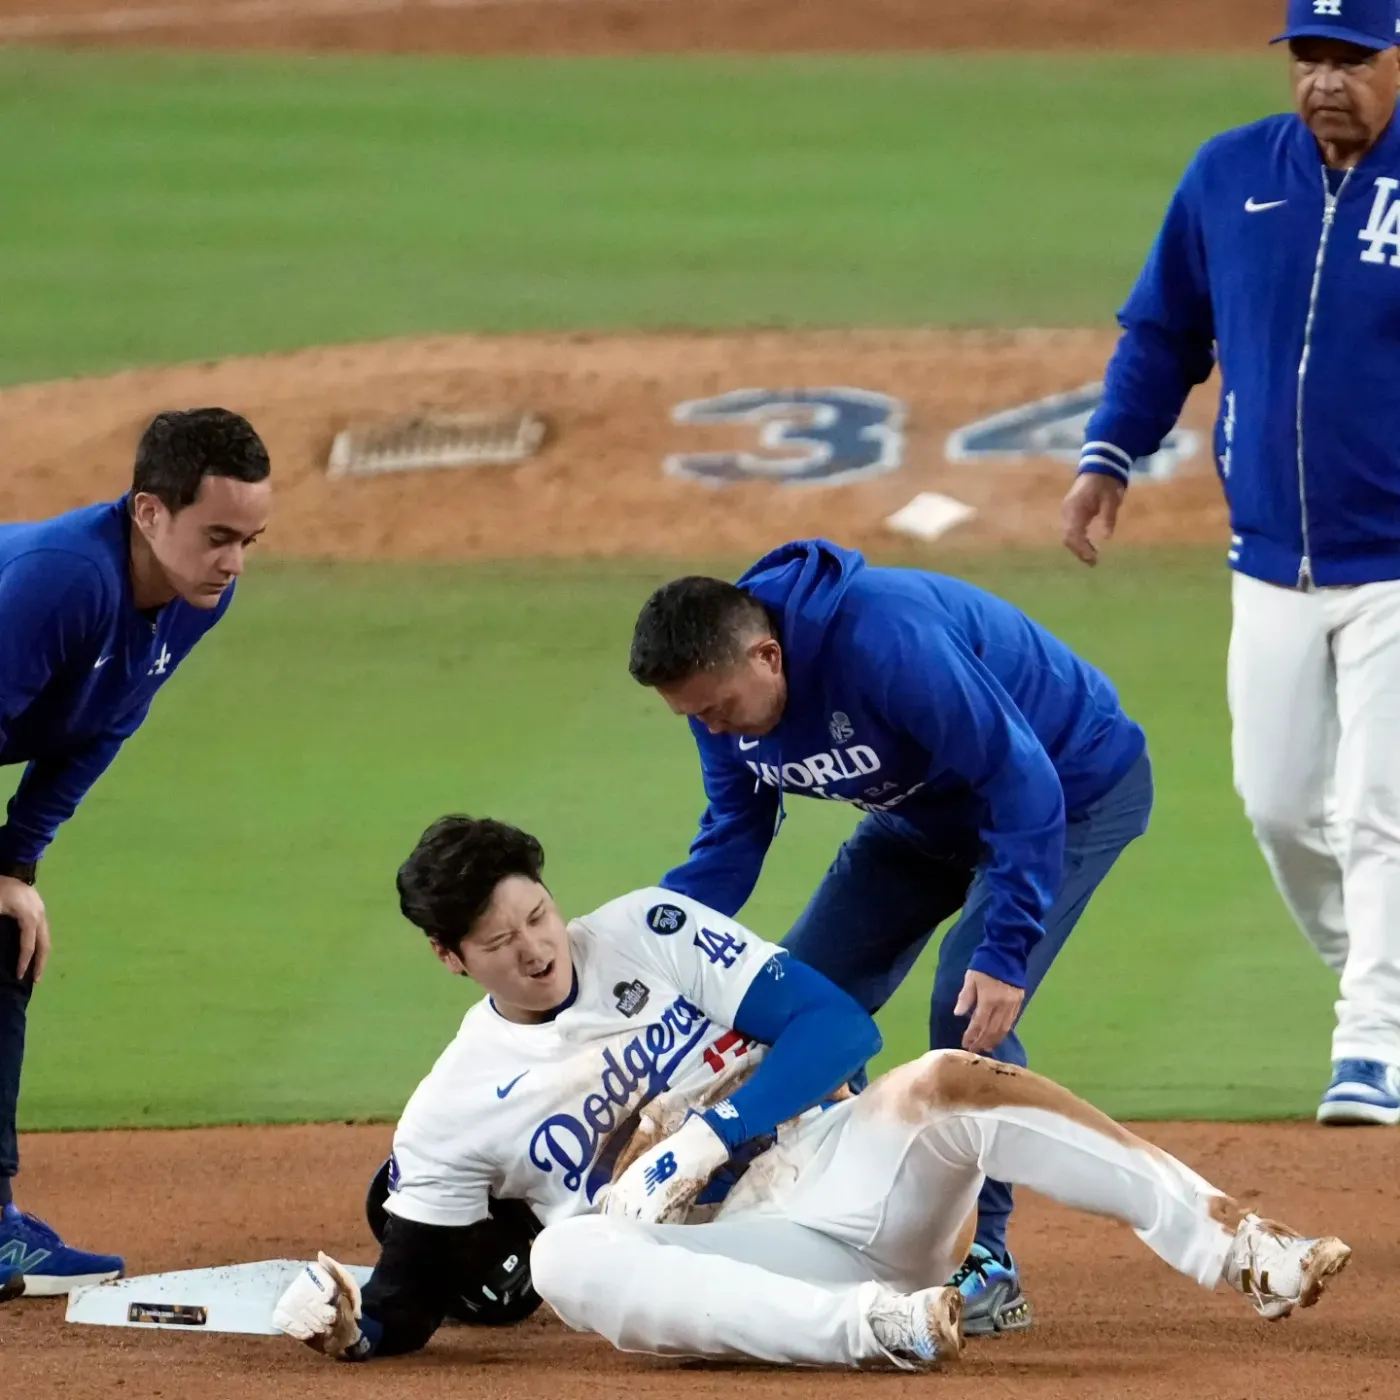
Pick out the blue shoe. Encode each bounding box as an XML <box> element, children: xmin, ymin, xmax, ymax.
<box><xmin>1316</xmin><ymin>1058</ymin><xmax>1400</xmax><ymax>1126</ymax></box>
<box><xmin>0</xmin><ymin>1203</ymin><xmax>124</xmax><ymax>1296</ymax></box>
<box><xmin>948</xmin><ymin>1243</ymin><xmax>1032</xmax><ymax>1336</ymax></box>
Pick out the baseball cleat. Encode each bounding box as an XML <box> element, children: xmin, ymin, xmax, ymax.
<box><xmin>1316</xmin><ymin>1059</ymin><xmax>1400</xmax><ymax>1125</ymax></box>
<box><xmin>0</xmin><ymin>1268</ymin><xmax>23</xmax><ymax>1303</ymax></box>
<box><xmin>867</xmin><ymin>1284</ymin><xmax>965</xmax><ymax>1369</ymax></box>
<box><xmin>1223</xmin><ymin>1214</ymin><xmax>1352</xmax><ymax>1320</ymax></box>
<box><xmin>948</xmin><ymin>1243</ymin><xmax>1033</xmax><ymax>1335</ymax></box>
<box><xmin>0</xmin><ymin>1204</ymin><xmax>124</xmax><ymax>1297</ymax></box>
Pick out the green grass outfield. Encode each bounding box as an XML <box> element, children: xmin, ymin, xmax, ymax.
<box><xmin>0</xmin><ymin>47</ymin><xmax>1288</xmax><ymax>385</ymax></box>
<box><xmin>8</xmin><ymin>550</ymin><xmax>1334</xmax><ymax>1130</ymax></box>
<box><xmin>2</xmin><ymin>48</ymin><xmax>1331</xmax><ymax>1129</ymax></box>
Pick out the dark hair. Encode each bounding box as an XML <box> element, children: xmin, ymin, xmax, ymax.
<box><xmin>397</xmin><ymin>816</ymin><xmax>545</xmax><ymax>950</ymax></box>
<box><xmin>131</xmin><ymin>407</ymin><xmax>271</xmax><ymax>513</ymax></box>
<box><xmin>629</xmin><ymin>577</ymin><xmax>773</xmax><ymax>687</ymax></box>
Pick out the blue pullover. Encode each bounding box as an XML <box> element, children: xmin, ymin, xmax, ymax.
<box><xmin>0</xmin><ymin>497</ymin><xmax>233</xmax><ymax>865</ymax></box>
<box><xmin>663</xmin><ymin>540</ymin><xmax>1145</xmax><ymax>987</ymax></box>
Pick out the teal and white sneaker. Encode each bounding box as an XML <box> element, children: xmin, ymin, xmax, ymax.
<box><xmin>949</xmin><ymin>1243</ymin><xmax>1033</xmax><ymax>1336</ymax></box>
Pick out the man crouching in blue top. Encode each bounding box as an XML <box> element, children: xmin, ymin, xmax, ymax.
<box><xmin>629</xmin><ymin>539</ymin><xmax>1152</xmax><ymax>1337</ymax></box>
<box><xmin>0</xmin><ymin>408</ymin><xmax>271</xmax><ymax>1303</ymax></box>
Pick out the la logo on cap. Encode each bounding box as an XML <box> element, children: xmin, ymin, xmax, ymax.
<box><xmin>1313</xmin><ymin>0</ymin><xmax>1342</xmax><ymax>13</ymax></box>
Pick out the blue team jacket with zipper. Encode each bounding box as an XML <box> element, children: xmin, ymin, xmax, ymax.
<box><xmin>0</xmin><ymin>497</ymin><xmax>234</xmax><ymax>866</ymax></box>
<box><xmin>660</xmin><ymin>540</ymin><xmax>1145</xmax><ymax>988</ymax></box>
<box><xmin>1079</xmin><ymin>113</ymin><xmax>1400</xmax><ymax>588</ymax></box>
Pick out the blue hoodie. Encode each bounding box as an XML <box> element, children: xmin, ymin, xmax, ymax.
<box><xmin>662</xmin><ymin>541</ymin><xmax>1145</xmax><ymax>987</ymax></box>
<box><xmin>0</xmin><ymin>496</ymin><xmax>234</xmax><ymax>866</ymax></box>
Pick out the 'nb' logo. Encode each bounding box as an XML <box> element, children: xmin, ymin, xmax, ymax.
<box><xmin>1313</xmin><ymin>0</ymin><xmax>1342</xmax><ymax>15</ymax></box>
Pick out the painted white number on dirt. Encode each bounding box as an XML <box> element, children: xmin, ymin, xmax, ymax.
<box><xmin>664</xmin><ymin>388</ymin><xmax>906</xmax><ymax>488</ymax></box>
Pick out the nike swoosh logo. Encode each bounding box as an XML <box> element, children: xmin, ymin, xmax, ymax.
<box><xmin>496</xmin><ymin>1072</ymin><xmax>529</xmax><ymax>1099</ymax></box>
<box><xmin>738</xmin><ymin>738</ymin><xmax>760</xmax><ymax>751</ymax></box>
<box><xmin>92</xmin><ymin>656</ymin><xmax>111</xmax><ymax>669</ymax></box>
<box><xmin>1245</xmin><ymin>198</ymin><xmax>1286</xmax><ymax>214</ymax></box>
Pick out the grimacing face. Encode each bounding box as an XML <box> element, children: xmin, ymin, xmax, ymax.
<box><xmin>654</xmin><ymin>637</ymin><xmax>789</xmax><ymax>738</ymax></box>
<box><xmin>435</xmin><ymin>875</ymin><xmax>575</xmax><ymax>1023</ymax></box>
<box><xmin>1292</xmin><ymin>37</ymin><xmax>1400</xmax><ymax>156</ymax></box>
<box><xmin>132</xmin><ymin>475</ymin><xmax>272</xmax><ymax>610</ymax></box>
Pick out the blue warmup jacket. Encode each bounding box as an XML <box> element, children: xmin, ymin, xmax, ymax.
<box><xmin>1080</xmin><ymin>113</ymin><xmax>1400</xmax><ymax>587</ymax></box>
<box><xmin>0</xmin><ymin>496</ymin><xmax>233</xmax><ymax>865</ymax></box>
<box><xmin>662</xmin><ymin>541</ymin><xmax>1145</xmax><ymax>987</ymax></box>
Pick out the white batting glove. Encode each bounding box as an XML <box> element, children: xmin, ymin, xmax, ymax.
<box><xmin>272</xmin><ymin>1252</ymin><xmax>364</xmax><ymax>1359</ymax></box>
<box><xmin>603</xmin><ymin>1114</ymin><xmax>730</xmax><ymax>1225</ymax></box>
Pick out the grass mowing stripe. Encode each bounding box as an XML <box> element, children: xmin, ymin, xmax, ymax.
<box><xmin>0</xmin><ymin>49</ymin><xmax>1287</xmax><ymax>383</ymax></box>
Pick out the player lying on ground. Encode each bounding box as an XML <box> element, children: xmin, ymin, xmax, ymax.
<box><xmin>273</xmin><ymin>816</ymin><xmax>1352</xmax><ymax>1368</ymax></box>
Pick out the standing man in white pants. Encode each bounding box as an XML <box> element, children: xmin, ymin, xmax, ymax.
<box><xmin>1062</xmin><ymin>0</ymin><xmax>1400</xmax><ymax>1124</ymax></box>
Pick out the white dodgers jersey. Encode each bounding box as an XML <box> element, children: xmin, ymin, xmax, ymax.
<box><xmin>384</xmin><ymin>887</ymin><xmax>776</xmax><ymax>1229</ymax></box>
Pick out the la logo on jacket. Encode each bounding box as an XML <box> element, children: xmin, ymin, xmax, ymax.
<box><xmin>1361</xmin><ymin>179</ymin><xmax>1400</xmax><ymax>268</ymax></box>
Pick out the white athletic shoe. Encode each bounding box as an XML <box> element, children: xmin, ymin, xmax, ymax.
<box><xmin>1223</xmin><ymin>1214</ymin><xmax>1352</xmax><ymax>1321</ymax></box>
<box><xmin>867</xmin><ymin>1285</ymin><xmax>964</xmax><ymax>1369</ymax></box>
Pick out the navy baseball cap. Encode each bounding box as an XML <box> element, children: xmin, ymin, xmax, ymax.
<box><xmin>1273</xmin><ymin>0</ymin><xmax>1400</xmax><ymax>51</ymax></box>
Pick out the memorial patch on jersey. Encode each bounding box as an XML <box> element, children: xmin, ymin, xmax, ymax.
<box><xmin>613</xmin><ymin>979</ymin><xmax>651</xmax><ymax>1018</ymax></box>
<box><xmin>646</xmin><ymin>903</ymin><xmax>688</xmax><ymax>935</ymax></box>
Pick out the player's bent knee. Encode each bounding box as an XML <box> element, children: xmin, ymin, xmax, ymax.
<box><xmin>914</xmin><ymin>1048</ymin><xmax>986</xmax><ymax>1105</ymax></box>
<box><xmin>873</xmin><ymin>1048</ymin><xmax>988</xmax><ymax>1118</ymax></box>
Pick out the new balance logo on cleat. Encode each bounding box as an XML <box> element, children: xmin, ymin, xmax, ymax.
<box><xmin>0</xmin><ymin>1242</ymin><xmax>51</xmax><ymax>1275</ymax></box>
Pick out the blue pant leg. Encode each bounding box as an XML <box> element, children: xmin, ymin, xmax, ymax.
<box><xmin>0</xmin><ymin>917</ymin><xmax>33</xmax><ymax>1208</ymax></box>
<box><xmin>783</xmin><ymin>814</ymin><xmax>976</xmax><ymax>1015</ymax></box>
<box><xmin>929</xmin><ymin>752</ymin><xmax>1155</xmax><ymax>1258</ymax></box>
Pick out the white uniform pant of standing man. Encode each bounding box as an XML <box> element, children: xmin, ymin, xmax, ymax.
<box><xmin>1229</xmin><ymin>575</ymin><xmax>1400</xmax><ymax>1089</ymax></box>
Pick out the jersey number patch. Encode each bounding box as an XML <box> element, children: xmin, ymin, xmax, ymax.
<box><xmin>693</xmin><ymin>926</ymin><xmax>747</xmax><ymax>969</ymax></box>
<box><xmin>703</xmin><ymin>1029</ymin><xmax>752</xmax><ymax>1075</ymax></box>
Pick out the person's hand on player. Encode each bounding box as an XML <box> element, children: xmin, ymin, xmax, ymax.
<box><xmin>1061</xmin><ymin>473</ymin><xmax>1126</xmax><ymax>566</ymax></box>
<box><xmin>955</xmin><ymin>971</ymin><xmax>1025</xmax><ymax>1055</ymax></box>
<box><xmin>604</xmin><ymin>1115</ymin><xmax>729</xmax><ymax>1225</ymax></box>
<box><xmin>0</xmin><ymin>876</ymin><xmax>49</xmax><ymax>983</ymax></box>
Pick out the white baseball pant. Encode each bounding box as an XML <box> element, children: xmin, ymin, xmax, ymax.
<box><xmin>1229</xmin><ymin>571</ymin><xmax>1400</xmax><ymax>1065</ymax></box>
<box><xmin>530</xmin><ymin>1051</ymin><xmax>1240</xmax><ymax>1366</ymax></box>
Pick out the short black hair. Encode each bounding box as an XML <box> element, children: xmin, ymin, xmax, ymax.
<box><xmin>131</xmin><ymin>407</ymin><xmax>271</xmax><ymax>513</ymax></box>
<box><xmin>397</xmin><ymin>816</ymin><xmax>545</xmax><ymax>950</ymax></box>
<box><xmin>629</xmin><ymin>577</ymin><xmax>774</xmax><ymax>687</ymax></box>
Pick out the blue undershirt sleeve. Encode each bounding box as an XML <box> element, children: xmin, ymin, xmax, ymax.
<box><xmin>698</xmin><ymin>953</ymin><xmax>881</xmax><ymax>1153</ymax></box>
